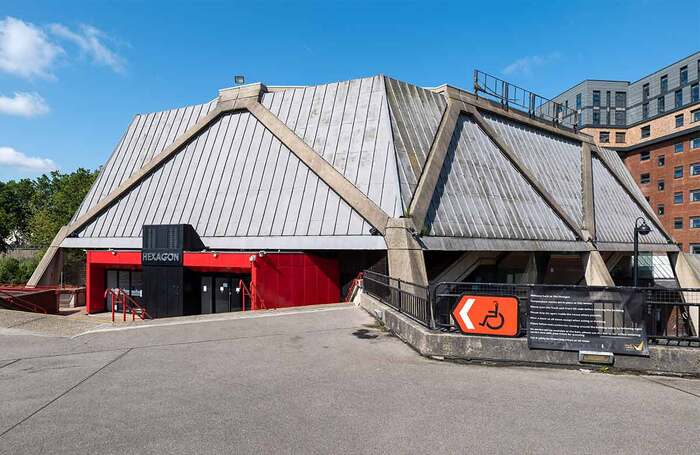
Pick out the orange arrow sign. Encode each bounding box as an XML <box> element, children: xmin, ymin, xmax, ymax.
<box><xmin>452</xmin><ymin>295</ymin><xmax>519</xmax><ymax>336</ymax></box>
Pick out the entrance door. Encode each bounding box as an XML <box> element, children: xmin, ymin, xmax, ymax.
<box><xmin>214</xmin><ymin>277</ymin><xmax>232</xmax><ymax>313</ymax></box>
<box><xmin>208</xmin><ymin>276</ymin><xmax>244</xmax><ymax>313</ymax></box>
<box><xmin>201</xmin><ymin>276</ymin><xmax>213</xmax><ymax>314</ymax></box>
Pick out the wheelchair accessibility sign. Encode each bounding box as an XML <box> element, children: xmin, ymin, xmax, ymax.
<box><xmin>452</xmin><ymin>295</ymin><xmax>519</xmax><ymax>336</ymax></box>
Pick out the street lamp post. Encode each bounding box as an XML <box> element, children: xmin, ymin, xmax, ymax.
<box><xmin>633</xmin><ymin>217</ymin><xmax>652</xmax><ymax>287</ymax></box>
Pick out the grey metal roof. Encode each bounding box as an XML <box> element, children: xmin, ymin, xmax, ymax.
<box><xmin>64</xmin><ymin>74</ymin><xmax>676</xmax><ymax>253</ymax></box>
<box><xmin>73</xmin><ymin>99</ymin><xmax>218</xmax><ymax>222</ymax></box>
<box><xmin>591</xmin><ymin>156</ymin><xmax>668</xmax><ymax>244</ymax></box>
<box><xmin>482</xmin><ymin>112</ymin><xmax>583</xmax><ymax>228</ymax></box>
<box><xmin>76</xmin><ymin>111</ymin><xmax>378</xmax><ymax>241</ymax></box>
<box><xmin>384</xmin><ymin>76</ymin><xmax>446</xmax><ymax>208</ymax></box>
<box><xmin>424</xmin><ymin>114</ymin><xmax>577</xmax><ymax>241</ymax></box>
<box><xmin>260</xmin><ymin>75</ymin><xmax>403</xmax><ymax>218</ymax></box>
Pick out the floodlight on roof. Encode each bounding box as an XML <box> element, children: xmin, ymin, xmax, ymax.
<box><xmin>234</xmin><ymin>75</ymin><xmax>245</xmax><ymax>85</ymax></box>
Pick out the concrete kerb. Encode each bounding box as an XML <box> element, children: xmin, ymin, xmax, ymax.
<box><xmin>358</xmin><ymin>293</ymin><xmax>700</xmax><ymax>377</ymax></box>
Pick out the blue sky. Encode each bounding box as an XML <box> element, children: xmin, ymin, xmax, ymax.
<box><xmin>1</xmin><ymin>0</ymin><xmax>698</xmax><ymax>181</ymax></box>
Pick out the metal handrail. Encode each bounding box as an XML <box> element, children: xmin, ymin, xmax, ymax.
<box><xmin>105</xmin><ymin>288</ymin><xmax>151</xmax><ymax>322</ymax></box>
<box><xmin>473</xmin><ymin>69</ymin><xmax>579</xmax><ymax>130</ymax></box>
<box><xmin>344</xmin><ymin>272</ymin><xmax>364</xmax><ymax>302</ymax></box>
<box><xmin>0</xmin><ymin>288</ymin><xmax>48</xmax><ymax>314</ymax></box>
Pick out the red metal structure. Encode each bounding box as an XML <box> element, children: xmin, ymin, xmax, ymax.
<box><xmin>105</xmin><ymin>288</ymin><xmax>151</xmax><ymax>322</ymax></box>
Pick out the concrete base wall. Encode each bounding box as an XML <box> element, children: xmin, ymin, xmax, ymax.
<box><xmin>359</xmin><ymin>293</ymin><xmax>700</xmax><ymax>376</ymax></box>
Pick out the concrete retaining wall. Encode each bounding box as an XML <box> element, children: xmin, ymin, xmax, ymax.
<box><xmin>359</xmin><ymin>293</ymin><xmax>700</xmax><ymax>376</ymax></box>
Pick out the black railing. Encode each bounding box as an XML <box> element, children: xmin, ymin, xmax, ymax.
<box><xmin>432</xmin><ymin>282</ymin><xmax>699</xmax><ymax>347</ymax></box>
<box><xmin>362</xmin><ymin>270</ymin><xmax>431</xmax><ymax>327</ymax></box>
<box><xmin>362</xmin><ymin>272</ymin><xmax>699</xmax><ymax>347</ymax></box>
<box><xmin>473</xmin><ymin>69</ymin><xmax>579</xmax><ymax>130</ymax></box>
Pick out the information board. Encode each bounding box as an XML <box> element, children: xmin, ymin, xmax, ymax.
<box><xmin>527</xmin><ymin>286</ymin><xmax>648</xmax><ymax>356</ymax></box>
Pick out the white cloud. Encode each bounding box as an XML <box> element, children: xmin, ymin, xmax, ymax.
<box><xmin>0</xmin><ymin>92</ymin><xmax>49</xmax><ymax>117</ymax></box>
<box><xmin>0</xmin><ymin>146</ymin><xmax>57</xmax><ymax>172</ymax></box>
<box><xmin>502</xmin><ymin>52</ymin><xmax>561</xmax><ymax>76</ymax></box>
<box><xmin>49</xmin><ymin>23</ymin><xmax>125</xmax><ymax>73</ymax></box>
<box><xmin>0</xmin><ymin>16</ymin><xmax>63</xmax><ymax>78</ymax></box>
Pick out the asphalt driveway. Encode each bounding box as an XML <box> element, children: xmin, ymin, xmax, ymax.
<box><xmin>0</xmin><ymin>304</ymin><xmax>698</xmax><ymax>454</ymax></box>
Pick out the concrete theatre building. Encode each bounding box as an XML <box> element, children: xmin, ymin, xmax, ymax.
<box><xmin>28</xmin><ymin>74</ymin><xmax>693</xmax><ymax>317</ymax></box>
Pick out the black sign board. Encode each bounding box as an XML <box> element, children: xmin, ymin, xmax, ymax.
<box><xmin>527</xmin><ymin>286</ymin><xmax>648</xmax><ymax>356</ymax></box>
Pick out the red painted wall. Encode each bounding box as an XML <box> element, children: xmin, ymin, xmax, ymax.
<box><xmin>252</xmin><ymin>254</ymin><xmax>340</xmax><ymax>309</ymax></box>
<box><xmin>86</xmin><ymin>250</ymin><xmax>340</xmax><ymax>314</ymax></box>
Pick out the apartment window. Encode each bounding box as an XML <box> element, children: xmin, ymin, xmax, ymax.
<box><xmin>615</xmin><ymin>91</ymin><xmax>626</xmax><ymax>108</ymax></box>
<box><xmin>674</xmin><ymin>217</ymin><xmax>683</xmax><ymax>229</ymax></box>
<box><xmin>674</xmin><ymin>191</ymin><xmax>683</xmax><ymax>204</ymax></box>
<box><xmin>658</xmin><ymin>155</ymin><xmax>665</xmax><ymax>167</ymax></box>
<box><xmin>592</xmin><ymin>110</ymin><xmax>600</xmax><ymax>125</ymax></box>
<box><xmin>676</xmin><ymin>114</ymin><xmax>684</xmax><ymax>128</ymax></box>
<box><xmin>675</xmin><ymin>142</ymin><xmax>684</xmax><ymax>153</ymax></box>
<box><xmin>657</xmin><ymin>180</ymin><xmax>665</xmax><ymax>191</ymax></box>
<box><xmin>640</xmin><ymin>173</ymin><xmax>651</xmax><ymax>184</ymax></box>
<box><xmin>675</xmin><ymin>166</ymin><xmax>683</xmax><ymax>178</ymax></box>
<box><xmin>565</xmin><ymin>100</ymin><xmax>568</xmax><ymax>110</ymax></box>
<box><xmin>657</xmin><ymin>204</ymin><xmax>664</xmax><ymax>216</ymax></box>
<box><xmin>640</xmin><ymin>150</ymin><xmax>650</xmax><ymax>161</ymax></box>
<box><xmin>575</xmin><ymin>93</ymin><xmax>582</xmax><ymax>110</ymax></box>
<box><xmin>645</xmin><ymin>196</ymin><xmax>651</xmax><ymax>203</ymax></box>
<box><xmin>593</xmin><ymin>90</ymin><xmax>600</xmax><ymax>107</ymax></box>
<box><xmin>643</xmin><ymin>102</ymin><xmax>649</xmax><ymax>119</ymax></box>
<box><xmin>660</xmin><ymin>75</ymin><xmax>668</xmax><ymax>93</ymax></box>
<box><xmin>680</xmin><ymin>66</ymin><xmax>688</xmax><ymax>85</ymax></box>
<box><xmin>692</xmin><ymin>83</ymin><xmax>699</xmax><ymax>103</ymax></box>
<box><xmin>641</xmin><ymin>125</ymin><xmax>651</xmax><ymax>138</ymax></box>
<box><xmin>615</xmin><ymin>132</ymin><xmax>626</xmax><ymax>143</ymax></box>
<box><xmin>693</xmin><ymin>137</ymin><xmax>700</xmax><ymax>149</ymax></box>
<box><xmin>657</xmin><ymin>96</ymin><xmax>665</xmax><ymax>114</ymax></box>
<box><xmin>692</xmin><ymin>244</ymin><xmax>700</xmax><ymax>254</ymax></box>
<box><xmin>615</xmin><ymin>110</ymin><xmax>625</xmax><ymax>126</ymax></box>
<box><xmin>599</xmin><ymin>131</ymin><xmax>610</xmax><ymax>143</ymax></box>
<box><xmin>606</xmin><ymin>91</ymin><xmax>611</xmax><ymax>107</ymax></box>
<box><xmin>691</xmin><ymin>217</ymin><xmax>700</xmax><ymax>229</ymax></box>
<box><xmin>691</xmin><ymin>163</ymin><xmax>700</xmax><ymax>176</ymax></box>
<box><xmin>691</xmin><ymin>189</ymin><xmax>700</xmax><ymax>202</ymax></box>
<box><xmin>675</xmin><ymin>90</ymin><xmax>683</xmax><ymax>108</ymax></box>
<box><xmin>642</xmin><ymin>83</ymin><xmax>649</xmax><ymax>100</ymax></box>
<box><xmin>693</xmin><ymin>109</ymin><xmax>700</xmax><ymax>122</ymax></box>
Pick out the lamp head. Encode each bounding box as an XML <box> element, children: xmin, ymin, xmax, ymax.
<box><xmin>637</xmin><ymin>220</ymin><xmax>651</xmax><ymax>236</ymax></box>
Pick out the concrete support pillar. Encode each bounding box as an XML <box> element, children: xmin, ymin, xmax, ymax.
<box><xmin>385</xmin><ymin>218</ymin><xmax>428</xmax><ymax>287</ymax></box>
<box><xmin>431</xmin><ymin>251</ymin><xmax>497</xmax><ymax>284</ymax></box>
<box><xmin>582</xmin><ymin>250</ymin><xmax>614</xmax><ymax>286</ymax></box>
<box><xmin>671</xmin><ymin>253</ymin><xmax>700</xmax><ymax>336</ymax></box>
<box><xmin>519</xmin><ymin>253</ymin><xmax>539</xmax><ymax>284</ymax></box>
<box><xmin>27</xmin><ymin>226</ymin><xmax>68</xmax><ymax>287</ymax></box>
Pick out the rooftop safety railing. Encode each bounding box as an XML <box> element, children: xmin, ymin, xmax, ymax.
<box><xmin>473</xmin><ymin>69</ymin><xmax>579</xmax><ymax>131</ymax></box>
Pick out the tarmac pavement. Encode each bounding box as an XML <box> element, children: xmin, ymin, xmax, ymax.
<box><xmin>0</xmin><ymin>304</ymin><xmax>698</xmax><ymax>454</ymax></box>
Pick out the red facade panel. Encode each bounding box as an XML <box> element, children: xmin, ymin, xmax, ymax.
<box><xmin>86</xmin><ymin>251</ymin><xmax>340</xmax><ymax>314</ymax></box>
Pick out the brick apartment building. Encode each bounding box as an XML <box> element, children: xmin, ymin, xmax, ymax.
<box><xmin>553</xmin><ymin>51</ymin><xmax>700</xmax><ymax>252</ymax></box>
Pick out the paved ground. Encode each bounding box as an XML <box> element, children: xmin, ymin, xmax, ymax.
<box><xmin>0</xmin><ymin>304</ymin><xmax>698</xmax><ymax>454</ymax></box>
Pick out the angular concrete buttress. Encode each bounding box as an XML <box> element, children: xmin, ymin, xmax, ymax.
<box><xmin>385</xmin><ymin>218</ymin><xmax>428</xmax><ymax>287</ymax></box>
<box><xmin>582</xmin><ymin>250</ymin><xmax>615</xmax><ymax>286</ymax></box>
<box><xmin>671</xmin><ymin>252</ymin><xmax>700</xmax><ymax>335</ymax></box>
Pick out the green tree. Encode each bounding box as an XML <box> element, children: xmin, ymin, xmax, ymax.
<box><xmin>0</xmin><ymin>179</ymin><xmax>36</xmax><ymax>252</ymax></box>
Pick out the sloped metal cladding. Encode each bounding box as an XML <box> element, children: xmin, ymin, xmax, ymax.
<box><xmin>73</xmin><ymin>99</ymin><xmax>218</xmax><ymax>222</ymax></box>
<box><xmin>482</xmin><ymin>112</ymin><xmax>584</xmax><ymax>229</ymax></box>
<box><xmin>596</xmin><ymin>146</ymin><xmax>652</xmax><ymax>205</ymax></box>
<box><xmin>76</xmin><ymin>111</ymin><xmax>375</xmax><ymax>239</ymax></box>
<box><xmin>260</xmin><ymin>75</ymin><xmax>403</xmax><ymax>219</ymax></box>
<box><xmin>424</xmin><ymin>114</ymin><xmax>577</xmax><ymax>241</ymax></box>
<box><xmin>591</xmin><ymin>156</ymin><xmax>668</xmax><ymax>244</ymax></box>
<box><xmin>384</xmin><ymin>76</ymin><xmax>447</xmax><ymax>208</ymax></box>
